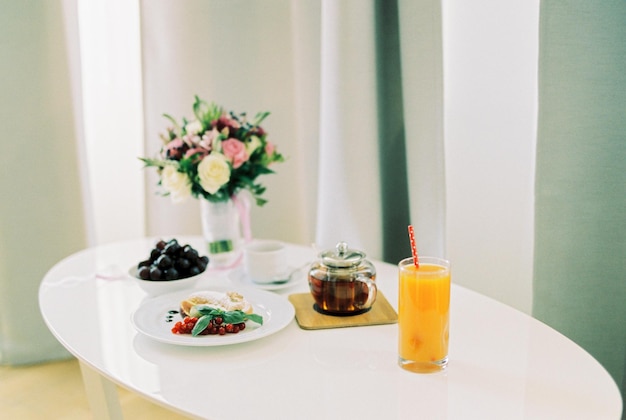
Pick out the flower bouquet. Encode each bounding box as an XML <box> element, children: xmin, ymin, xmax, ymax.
<box><xmin>140</xmin><ymin>96</ymin><xmax>284</xmax><ymax>206</ymax></box>
<box><xmin>140</xmin><ymin>96</ymin><xmax>284</xmax><ymax>267</ymax></box>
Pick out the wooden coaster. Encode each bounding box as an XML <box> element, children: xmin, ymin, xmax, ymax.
<box><xmin>288</xmin><ymin>292</ymin><xmax>398</xmax><ymax>330</ymax></box>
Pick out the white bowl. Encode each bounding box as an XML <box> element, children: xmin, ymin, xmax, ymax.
<box><xmin>129</xmin><ymin>265</ymin><xmax>204</xmax><ymax>296</ymax></box>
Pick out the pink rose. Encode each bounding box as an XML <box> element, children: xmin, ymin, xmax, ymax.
<box><xmin>265</xmin><ymin>141</ymin><xmax>275</xmax><ymax>156</ymax></box>
<box><xmin>221</xmin><ymin>138</ymin><xmax>248</xmax><ymax>169</ymax></box>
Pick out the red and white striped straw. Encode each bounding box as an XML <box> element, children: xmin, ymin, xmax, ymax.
<box><xmin>407</xmin><ymin>225</ymin><xmax>419</xmax><ymax>268</ymax></box>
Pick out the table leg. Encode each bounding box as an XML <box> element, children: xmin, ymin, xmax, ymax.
<box><xmin>78</xmin><ymin>361</ymin><xmax>123</xmax><ymax>420</ymax></box>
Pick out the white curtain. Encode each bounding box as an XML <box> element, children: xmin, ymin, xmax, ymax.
<box><xmin>0</xmin><ymin>1</ymin><xmax>87</xmax><ymax>364</ymax></box>
<box><xmin>316</xmin><ymin>1</ymin><xmax>384</xmax><ymax>257</ymax></box>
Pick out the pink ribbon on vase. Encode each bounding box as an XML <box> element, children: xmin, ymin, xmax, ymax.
<box><xmin>231</xmin><ymin>191</ymin><xmax>252</xmax><ymax>244</ymax></box>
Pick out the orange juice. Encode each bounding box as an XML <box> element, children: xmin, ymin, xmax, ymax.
<box><xmin>398</xmin><ymin>257</ymin><xmax>450</xmax><ymax>373</ymax></box>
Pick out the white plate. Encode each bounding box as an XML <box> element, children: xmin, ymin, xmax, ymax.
<box><xmin>131</xmin><ymin>287</ymin><xmax>295</xmax><ymax>346</ymax></box>
<box><xmin>228</xmin><ymin>265</ymin><xmax>305</xmax><ymax>291</ymax></box>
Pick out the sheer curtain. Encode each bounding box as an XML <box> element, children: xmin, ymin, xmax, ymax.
<box><xmin>0</xmin><ymin>1</ymin><xmax>87</xmax><ymax>364</ymax></box>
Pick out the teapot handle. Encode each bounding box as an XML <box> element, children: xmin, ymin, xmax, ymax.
<box><xmin>355</xmin><ymin>276</ymin><xmax>377</xmax><ymax>310</ymax></box>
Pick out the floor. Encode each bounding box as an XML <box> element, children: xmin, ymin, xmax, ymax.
<box><xmin>0</xmin><ymin>358</ymin><xmax>190</xmax><ymax>419</ymax></box>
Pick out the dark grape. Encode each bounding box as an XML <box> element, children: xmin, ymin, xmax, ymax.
<box><xmin>175</xmin><ymin>258</ymin><xmax>190</xmax><ymax>271</ymax></box>
<box><xmin>183</xmin><ymin>245</ymin><xmax>198</xmax><ymax>261</ymax></box>
<box><xmin>156</xmin><ymin>254</ymin><xmax>172</xmax><ymax>269</ymax></box>
<box><xmin>136</xmin><ymin>239</ymin><xmax>209</xmax><ymax>282</ymax></box>
<box><xmin>165</xmin><ymin>268</ymin><xmax>179</xmax><ymax>280</ymax></box>
<box><xmin>150</xmin><ymin>248</ymin><xmax>161</xmax><ymax>261</ymax></box>
<box><xmin>137</xmin><ymin>259</ymin><xmax>151</xmax><ymax>268</ymax></box>
<box><xmin>164</xmin><ymin>242</ymin><xmax>182</xmax><ymax>256</ymax></box>
<box><xmin>138</xmin><ymin>266</ymin><xmax>151</xmax><ymax>279</ymax></box>
<box><xmin>149</xmin><ymin>266</ymin><xmax>162</xmax><ymax>280</ymax></box>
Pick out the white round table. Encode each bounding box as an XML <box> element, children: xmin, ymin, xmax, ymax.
<box><xmin>39</xmin><ymin>236</ymin><xmax>623</xmax><ymax>419</ymax></box>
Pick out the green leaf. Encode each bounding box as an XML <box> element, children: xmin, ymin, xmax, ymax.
<box><xmin>178</xmin><ymin>157</ymin><xmax>197</xmax><ymax>173</ymax></box>
<box><xmin>192</xmin><ymin>96</ymin><xmax>209</xmax><ymax>122</ymax></box>
<box><xmin>192</xmin><ymin>315</ymin><xmax>212</xmax><ymax>336</ymax></box>
<box><xmin>252</xmin><ymin>111</ymin><xmax>270</xmax><ymax>126</ymax></box>
<box><xmin>162</xmin><ymin>113</ymin><xmax>181</xmax><ymax>136</ymax></box>
<box><xmin>245</xmin><ymin>313</ymin><xmax>263</xmax><ymax>325</ymax></box>
<box><xmin>138</xmin><ymin>157</ymin><xmax>178</xmax><ymax>170</ymax></box>
<box><xmin>194</xmin><ymin>305</ymin><xmax>224</xmax><ymax>317</ymax></box>
<box><xmin>222</xmin><ymin>310</ymin><xmax>247</xmax><ymax>324</ymax></box>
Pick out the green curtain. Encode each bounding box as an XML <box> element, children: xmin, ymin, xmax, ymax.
<box><xmin>533</xmin><ymin>0</ymin><xmax>626</xmax><ymax>413</ymax></box>
<box><xmin>375</xmin><ymin>0</ymin><xmax>411</xmax><ymax>264</ymax></box>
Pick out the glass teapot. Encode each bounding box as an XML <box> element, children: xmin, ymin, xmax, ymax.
<box><xmin>308</xmin><ymin>241</ymin><xmax>377</xmax><ymax>315</ymax></box>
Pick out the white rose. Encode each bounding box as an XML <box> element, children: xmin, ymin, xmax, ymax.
<box><xmin>185</xmin><ymin>120</ymin><xmax>203</xmax><ymax>135</ymax></box>
<box><xmin>197</xmin><ymin>153</ymin><xmax>231</xmax><ymax>194</ymax></box>
<box><xmin>161</xmin><ymin>165</ymin><xmax>192</xmax><ymax>203</ymax></box>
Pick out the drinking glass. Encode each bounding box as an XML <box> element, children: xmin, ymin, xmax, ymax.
<box><xmin>398</xmin><ymin>257</ymin><xmax>451</xmax><ymax>373</ymax></box>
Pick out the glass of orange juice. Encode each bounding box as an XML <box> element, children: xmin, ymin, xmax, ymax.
<box><xmin>398</xmin><ymin>257</ymin><xmax>451</xmax><ymax>373</ymax></box>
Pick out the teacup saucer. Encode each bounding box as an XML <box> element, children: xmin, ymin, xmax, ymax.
<box><xmin>228</xmin><ymin>266</ymin><xmax>303</xmax><ymax>291</ymax></box>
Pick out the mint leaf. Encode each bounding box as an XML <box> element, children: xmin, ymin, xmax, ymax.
<box><xmin>222</xmin><ymin>310</ymin><xmax>263</xmax><ymax>325</ymax></box>
<box><xmin>222</xmin><ymin>310</ymin><xmax>247</xmax><ymax>324</ymax></box>
<box><xmin>194</xmin><ymin>305</ymin><xmax>223</xmax><ymax>317</ymax></box>
<box><xmin>192</xmin><ymin>315</ymin><xmax>212</xmax><ymax>336</ymax></box>
<box><xmin>245</xmin><ymin>313</ymin><xmax>263</xmax><ymax>325</ymax></box>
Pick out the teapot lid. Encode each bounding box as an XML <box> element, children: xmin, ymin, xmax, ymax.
<box><xmin>320</xmin><ymin>241</ymin><xmax>365</xmax><ymax>268</ymax></box>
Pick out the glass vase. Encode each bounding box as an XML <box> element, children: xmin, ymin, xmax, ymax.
<box><xmin>200</xmin><ymin>196</ymin><xmax>248</xmax><ymax>269</ymax></box>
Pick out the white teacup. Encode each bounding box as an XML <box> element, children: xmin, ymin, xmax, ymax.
<box><xmin>243</xmin><ymin>240</ymin><xmax>289</xmax><ymax>284</ymax></box>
